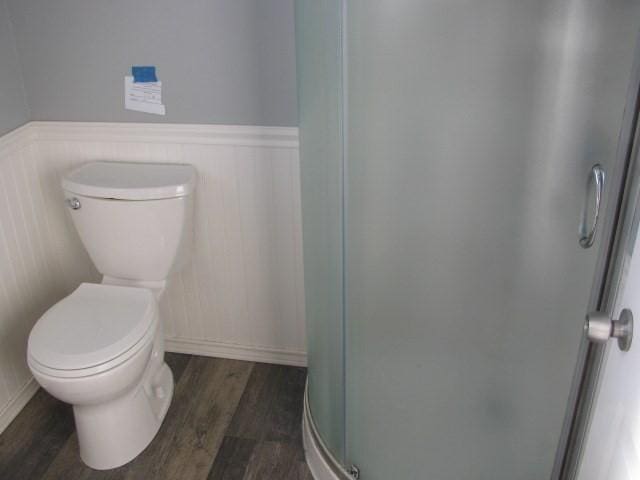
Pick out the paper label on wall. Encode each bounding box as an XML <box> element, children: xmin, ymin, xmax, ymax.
<box><xmin>124</xmin><ymin>76</ymin><xmax>166</xmax><ymax>115</ymax></box>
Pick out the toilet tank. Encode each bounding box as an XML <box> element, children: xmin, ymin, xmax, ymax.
<box><xmin>61</xmin><ymin>161</ymin><xmax>196</xmax><ymax>282</ymax></box>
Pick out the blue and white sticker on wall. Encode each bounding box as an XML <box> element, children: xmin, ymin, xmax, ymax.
<box><xmin>125</xmin><ymin>66</ymin><xmax>166</xmax><ymax>115</ymax></box>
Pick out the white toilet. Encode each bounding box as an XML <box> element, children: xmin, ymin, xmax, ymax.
<box><xmin>27</xmin><ymin>161</ymin><xmax>196</xmax><ymax>470</ymax></box>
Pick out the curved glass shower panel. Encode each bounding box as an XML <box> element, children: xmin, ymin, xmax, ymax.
<box><xmin>344</xmin><ymin>1</ymin><xmax>640</xmax><ymax>479</ymax></box>
<box><xmin>295</xmin><ymin>0</ymin><xmax>345</xmax><ymax>461</ymax></box>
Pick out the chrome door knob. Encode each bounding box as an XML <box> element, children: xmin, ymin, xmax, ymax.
<box><xmin>585</xmin><ymin>309</ymin><xmax>633</xmax><ymax>352</ymax></box>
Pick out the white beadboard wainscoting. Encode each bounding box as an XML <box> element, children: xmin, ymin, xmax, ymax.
<box><xmin>0</xmin><ymin>124</ymin><xmax>98</xmax><ymax>432</ymax></box>
<box><xmin>0</xmin><ymin>121</ymin><xmax>306</xmax><ymax>433</ymax></box>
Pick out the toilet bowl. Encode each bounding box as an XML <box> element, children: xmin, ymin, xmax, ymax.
<box><xmin>28</xmin><ymin>283</ymin><xmax>173</xmax><ymax>470</ymax></box>
<box><xmin>27</xmin><ymin>161</ymin><xmax>196</xmax><ymax>470</ymax></box>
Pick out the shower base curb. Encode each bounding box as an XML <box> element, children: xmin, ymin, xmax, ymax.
<box><xmin>303</xmin><ymin>384</ymin><xmax>351</xmax><ymax>480</ymax></box>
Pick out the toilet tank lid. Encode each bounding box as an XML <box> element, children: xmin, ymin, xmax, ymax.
<box><xmin>62</xmin><ymin>161</ymin><xmax>197</xmax><ymax>200</ymax></box>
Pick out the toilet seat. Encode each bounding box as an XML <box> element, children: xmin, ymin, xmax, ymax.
<box><xmin>28</xmin><ymin>283</ymin><xmax>157</xmax><ymax>378</ymax></box>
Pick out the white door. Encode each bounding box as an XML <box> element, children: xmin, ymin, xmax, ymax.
<box><xmin>578</xmin><ymin>223</ymin><xmax>640</xmax><ymax>479</ymax></box>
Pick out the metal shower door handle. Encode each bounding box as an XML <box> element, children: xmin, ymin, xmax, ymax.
<box><xmin>585</xmin><ymin>309</ymin><xmax>633</xmax><ymax>352</ymax></box>
<box><xmin>579</xmin><ymin>164</ymin><xmax>605</xmax><ymax>249</ymax></box>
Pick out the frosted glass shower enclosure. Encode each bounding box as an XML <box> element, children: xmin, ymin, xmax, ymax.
<box><xmin>296</xmin><ymin>1</ymin><xmax>640</xmax><ymax>479</ymax></box>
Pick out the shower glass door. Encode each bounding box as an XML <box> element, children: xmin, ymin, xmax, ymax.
<box><xmin>295</xmin><ymin>0</ymin><xmax>346</xmax><ymax>463</ymax></box>
<box><xmin>344</xmin><ymin>1</ymin><xmax>640</xmax><ymax>479</ymax></box>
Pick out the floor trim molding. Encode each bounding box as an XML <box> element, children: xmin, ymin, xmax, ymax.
<box><xmin>303</xmin><ymin>384</ymin><xmax>351</xmax><ymax>480</ymax></box>
<box><xmin>0</xmin><ymin>378</ymin><xmax>39</xmax><ymax>434</ymax></box>
<box><xmin>0</xmin><ymin>338</ymin><xmax>306</xmax><ymax>434</ymax></box>
<box><xmin>165</xmin><ymin>337</ymin><xmax>307</xmax><ymax>367</ymax></box>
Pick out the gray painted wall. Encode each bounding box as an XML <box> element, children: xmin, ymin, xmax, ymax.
<box><xmin>7</xmin><ymin>0</ymin><xmax>297</xmax><ymax>127</ymax></box>
<box><xmin>0</xmin><ymin>0</ymin><xmax>29</xmax><ymax>136</ymax></box>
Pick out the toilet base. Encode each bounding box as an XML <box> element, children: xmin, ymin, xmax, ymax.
<box><xmin>74</xmin><ymin>362</ymin><xmax>174</xmax><ymax>470</ymax></box>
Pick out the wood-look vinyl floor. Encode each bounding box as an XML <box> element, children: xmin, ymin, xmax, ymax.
<box><xmin>0</xmin><ymin>353</ymin><xmax>313</xmax><ymax>480</ymax></box>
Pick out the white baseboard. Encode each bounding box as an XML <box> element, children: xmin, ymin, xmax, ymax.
<box><xmin>0</xmin><ymin>378</ymin><xmax>39</xmax><ymax>434</ymax></box>
<box><xmin>0</xmin><ymin>340</ymin><xmax>306</xmax><ymax>435</ymax></box>
<box><xmin>165</xmin><ymin>337</ymin><xmax>307</xmax><ymax>367</ymax></box>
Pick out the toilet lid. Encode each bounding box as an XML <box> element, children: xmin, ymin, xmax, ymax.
<box><xmin>28</xmin><ymin>283</ymin><xmax>156</xmax><ymax>371</ymax></box>
<box><xmin>62</xmin><ymin>161</ymin><xmax>197</xmax><ymax>200</ymax></box>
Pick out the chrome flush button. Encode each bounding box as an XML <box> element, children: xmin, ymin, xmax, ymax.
<box><xmin>66</xmin><ymin>197</ymin><xmax>81</xmax><ymax>210</ymax></box>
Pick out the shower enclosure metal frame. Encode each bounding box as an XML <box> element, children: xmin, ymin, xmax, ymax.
<box><xmin>558</xmin><ymin>41</ymin><xmax>640</xmax><ymax>478</ymax></box>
